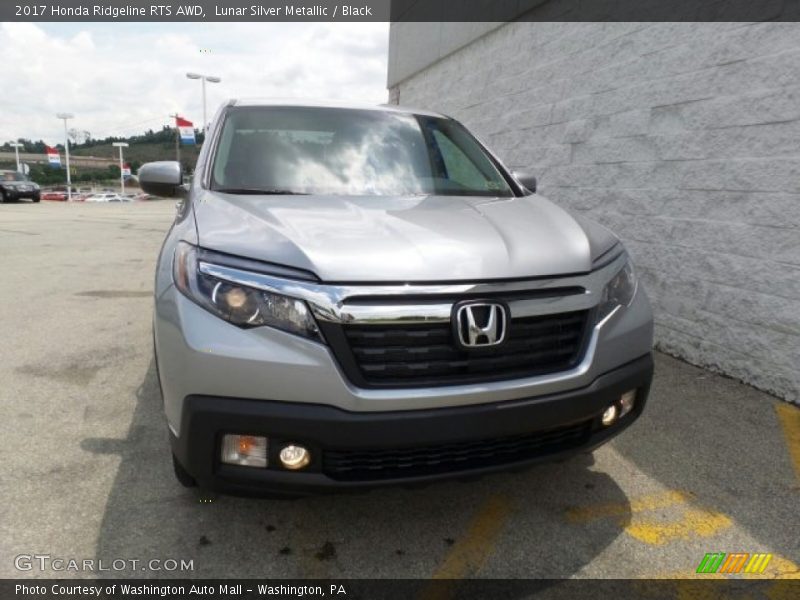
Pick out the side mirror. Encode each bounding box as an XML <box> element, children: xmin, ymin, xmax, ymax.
<box><xmin>512</xmin><ymin>170</ymin><xmax>537</xmax><ymax>194</ymax></box>
<box><xmin>138</xmin><ymin>161</ymin><xmax>186</xmax><ymax>198</ymax></box>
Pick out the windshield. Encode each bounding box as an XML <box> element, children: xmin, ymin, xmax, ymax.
<box><xmin>211</xmin><ymin>106</ymin><xmax>515</xmax><ymax>197</ymax></box>
<box><xmin>1</xmin><ymin>171</ymin><xmax>26</xmax><ymax>182</ymax></box>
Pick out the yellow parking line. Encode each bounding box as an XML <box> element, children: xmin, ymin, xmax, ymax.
<box><xmin>626</xmin><ymin>507</ymin><xmax>731</xmax><ymax>546</ymax></box>
<box><xmin>767</xmin><ymin>555</ymin><xmax>800</xmax><ymax>580</ymax></box>
<box><xmin>418</xmin><ymin>495</ymin><xmax>512</xmax><ymax>600</ymax></box>
<box><xmin>430</xmin><ymin>495</ymin><xmax>513</xmax><ymax>579</ymax></box>
<box><xmin>775</xmin><ymin>402</ymin><xmax>800</xmax><ymax>485</ymax></box>
<box><xmin>640</xmin><ymin>571</ymin><xmax>726</xmax><ymax>580</ymax></box>
<box><xmin>565</xmin><ymin>489</ymin><xmax>732</xmax><ymax>545</ymax></box>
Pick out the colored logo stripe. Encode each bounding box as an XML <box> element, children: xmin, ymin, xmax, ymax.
<box><xmin>697</xmin><ymin>552</ymin><xmax>725</xmax><ymax>573</ymax></box>
<box><xmin>744</xmin><ymin>553</ymin><xmax>772</xmax><ymax>573</ymax></box>
<box><xmin>720</xmin><ymin>553</ymin><xmax>749</xmax><ymax>573</ymax></box>
<box><xmin>697</xmin><ymin>553</ymin><xmax>772</xmax><ymax>574</ymax></box>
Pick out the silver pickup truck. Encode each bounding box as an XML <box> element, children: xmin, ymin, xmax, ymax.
<box><xmin>140</xmin><ymin>100</ymin><xmax>653</xmax><ymax>496</ymax></box>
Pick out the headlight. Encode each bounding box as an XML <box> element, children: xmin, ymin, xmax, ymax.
<box><xmin>173</xmin><ymin>242</ymin><xmax>322</xmax><ymax>341</ymax></box>
<box><xmin>597</xmin><ymin>258</ymin><xmax>637</xmax><ymax>322</ymax></box>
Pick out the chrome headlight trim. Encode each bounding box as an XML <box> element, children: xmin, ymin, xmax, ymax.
<box><xmin>173</xmin><ymin>242</ymin><xmax>322</xmax><ymax>341</ymax></box>
<box><xmin>596</xmin><ymin>257</ymin><xmax>637</xmax><ymax>323</ymax></box>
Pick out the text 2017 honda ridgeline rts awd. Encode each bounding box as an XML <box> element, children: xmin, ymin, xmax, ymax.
<box><xmin>140</xmin><ymin>100</ymin><xmax>654</xmax><ymax>495</ymax></box>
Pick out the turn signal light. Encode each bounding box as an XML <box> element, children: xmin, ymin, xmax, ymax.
<box><xmin>221</xmin><ymin>434</ymin><xmax>268</xmax><ymax>467</ymax></box>
<box><xmin>619</xmin><ymin>390</ymin><xmax>637</xmax><ymax>417</ymax></box>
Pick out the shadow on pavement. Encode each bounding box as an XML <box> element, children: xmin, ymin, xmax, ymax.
<box><xmin>83</xmin><ymin>357</ymin><xmax>632</xmax><ymax>580</ymax></box>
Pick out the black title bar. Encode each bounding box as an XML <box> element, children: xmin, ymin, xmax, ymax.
<box><xmin>3</xmin><ymin>0</ymin><xmax>800</xmax><ymax>22</ymax></box>
<box><xmin>3</xmin><ymin>579</ymin><xmax>799</xmax><ymax>600</ymax></box>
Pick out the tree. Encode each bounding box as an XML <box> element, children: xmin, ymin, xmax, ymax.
<box><xmin>1</xmin><ymin>139</ymin><xmax>47</xmax><ymax>153</ymax></box>
<box><xmin>68</xmin><ymin>129</ymin><xmax>91</xmax><ymax>145</ymax></box>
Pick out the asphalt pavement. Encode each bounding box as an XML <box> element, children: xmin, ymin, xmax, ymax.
<box><xmin>0</xmin><ymin>201</ymin><xmax>798</xmax><ymax>584</ymax></box>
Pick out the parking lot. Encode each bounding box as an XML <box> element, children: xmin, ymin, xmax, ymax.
<box><xmin>0</xmin><ymin>202</ymin><xmax>798</xmax><ymax>583</ymax></box>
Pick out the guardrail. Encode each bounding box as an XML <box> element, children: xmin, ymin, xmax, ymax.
<box><xmin>0</xmin><ymin>152</ymin><xmax>117</xmax><ymax>168</ymax></box>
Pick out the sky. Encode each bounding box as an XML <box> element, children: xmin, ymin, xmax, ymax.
<box><xmin>0</xmin><ymin>22</ymin><xmax>389</xmax><ymax>145</ymax></box>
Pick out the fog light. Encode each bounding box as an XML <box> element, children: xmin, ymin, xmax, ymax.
<box><xmin>601</xmin><ymin>404</ymin><xmax>618</xmax><ymax>427</ymax></box>
<box><xmin>619</xmin><ymin>390</ymin><xmax>637</xmax><ymax>417</ymax></box>
<box><xmin>221</xmin><ymin>434</ymin><xmax>267</xmax><ymax>467</ymax></box>
<box><xmin>279</xmin><ymin>444</ymin><xmax>311</xmax><ymax>470</ymax></box>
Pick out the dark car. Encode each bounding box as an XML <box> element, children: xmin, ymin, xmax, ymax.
<box><xmin>0</xmin><ymin>170</ymin><xmax>41</xmax><ymax>203</ymax></box>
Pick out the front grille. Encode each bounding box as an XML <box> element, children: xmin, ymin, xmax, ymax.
<box><xmin>332</xmin><ymin>310</ymin><xmax>590</xmax><ymax>387</ymax></box>
<box><xmin>323</xmin><ymin>421</ymin><xmax>591</xmax><ymax>481</ymax></box>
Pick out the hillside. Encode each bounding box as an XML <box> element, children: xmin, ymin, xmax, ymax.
<box><xmin>69</xmin><ymin>126</ymin><xmax>203</xmax><ymax>172</ymax></box>
<box><xmin>1</xmin><ymin>126</ymin><xmax>204</xmax><ymax>175</ymax></box>
<box><xmin>70</xmin><ymin>141</ymin><xmax>201</xmax><ymax>172</ymax></box>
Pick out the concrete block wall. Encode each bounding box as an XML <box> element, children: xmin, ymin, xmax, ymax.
<box><xmin>389</xmin><ymin>22</ymin><xmax>800</xmax><ymax>403</ymax></box>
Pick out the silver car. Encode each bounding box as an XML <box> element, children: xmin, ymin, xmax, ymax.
<box><xmin>140</xmin><ymin>100</ymin><xmax>653</xmax><ymax>495</ymax></box>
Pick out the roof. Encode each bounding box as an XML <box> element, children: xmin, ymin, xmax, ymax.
<box><xmin>229</xmin><ymin>98</ymin><xmax>447</xmax><ymax>118</ymax></box>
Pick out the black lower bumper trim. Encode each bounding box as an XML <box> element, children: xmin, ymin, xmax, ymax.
<box><xmin>171</xmin><ymin>353</ymin><xmax>653</xmax><ymax>495</ymax></box>
<box><xmin>323</xmin><ymin>419</ymin><xmax>592</xmax><ymax>481</ymax></box>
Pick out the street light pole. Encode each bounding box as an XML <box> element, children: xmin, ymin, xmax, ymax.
<box><xmin>186</xmin><ymin>72</ymin><xmax>221</xmax><ymax>133</ymax></box>
<box><xmin>9</xmin><ymin>142</ymin><xmax>23</xmax><ymax>172</ymax></box>
<box><xmin>112</xmin><ymin>142</ymin><xmax>129</xmax><ymax>195</ymax></box>
<box><xmin>56</xmin><ymin>113</ymin><xmax>74</xmax><ymax>201</ymax></box>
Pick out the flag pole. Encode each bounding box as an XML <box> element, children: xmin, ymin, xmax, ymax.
<box><xmin>171</xmin><ymin>113</ymin><xmax>181</xmax><ymax>166</ymax></box>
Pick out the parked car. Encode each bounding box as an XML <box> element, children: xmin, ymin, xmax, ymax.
<box><xmin>41</xmin><ymin>187</ymin><xmax>80</xmax><ymax>201</ymax></box>
<box><xmin>0</xmin><ymin>170</ymin><xmax>40</xmax><ymax>203</ymax></box>
<box><xmin>84</xmin><ymin>193</ymin><xmax>129</xmax><ymax>203</ymax></box>
<box><xmin>41</xmin><ymin>190</ymin><xmax>68</xmax><ymax>202</ymax></box>
<box><xmin>140</xmin><ymin>100</ymin><xmax>654</xmax><ymax>495</ymax></box>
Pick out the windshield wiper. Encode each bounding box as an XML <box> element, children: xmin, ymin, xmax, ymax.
<box><xmin>214</xmin><ymin>187</ymin><xmax>309</xmax><ymax>195</ymax></box>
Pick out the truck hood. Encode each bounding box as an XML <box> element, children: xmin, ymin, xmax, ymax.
<box><xmin>192</xmin><ymin>192</ymin><xmax>617</xmax><ymax>282</ymax></box>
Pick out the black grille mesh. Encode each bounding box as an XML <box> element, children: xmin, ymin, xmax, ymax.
<box><xmin>339</xmin><ymin>310</ymin><xmax>589</xmax><ymax>387</ymax></box>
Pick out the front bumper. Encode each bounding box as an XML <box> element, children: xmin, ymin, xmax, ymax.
<box><xmin>171</xmin><ymin>353</ymin><xmax>653</xmax><ymax>495</ymax></box>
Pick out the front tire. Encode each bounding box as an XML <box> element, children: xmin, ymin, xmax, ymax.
<box><xmin>172</xmin><ymin>453</ymin><xmax>197</xmax><ymax>488</ymax></box>
<box><xmin>32</xmin><ymin>195</ymin><xmax>40</xmax><ymax>203</ymax></box>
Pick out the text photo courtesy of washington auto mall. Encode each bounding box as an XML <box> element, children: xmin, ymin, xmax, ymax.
<box><xmin>0</xmin><ymin>1</ymin><xmax>799</xmax><ymax>599</ymax></box>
